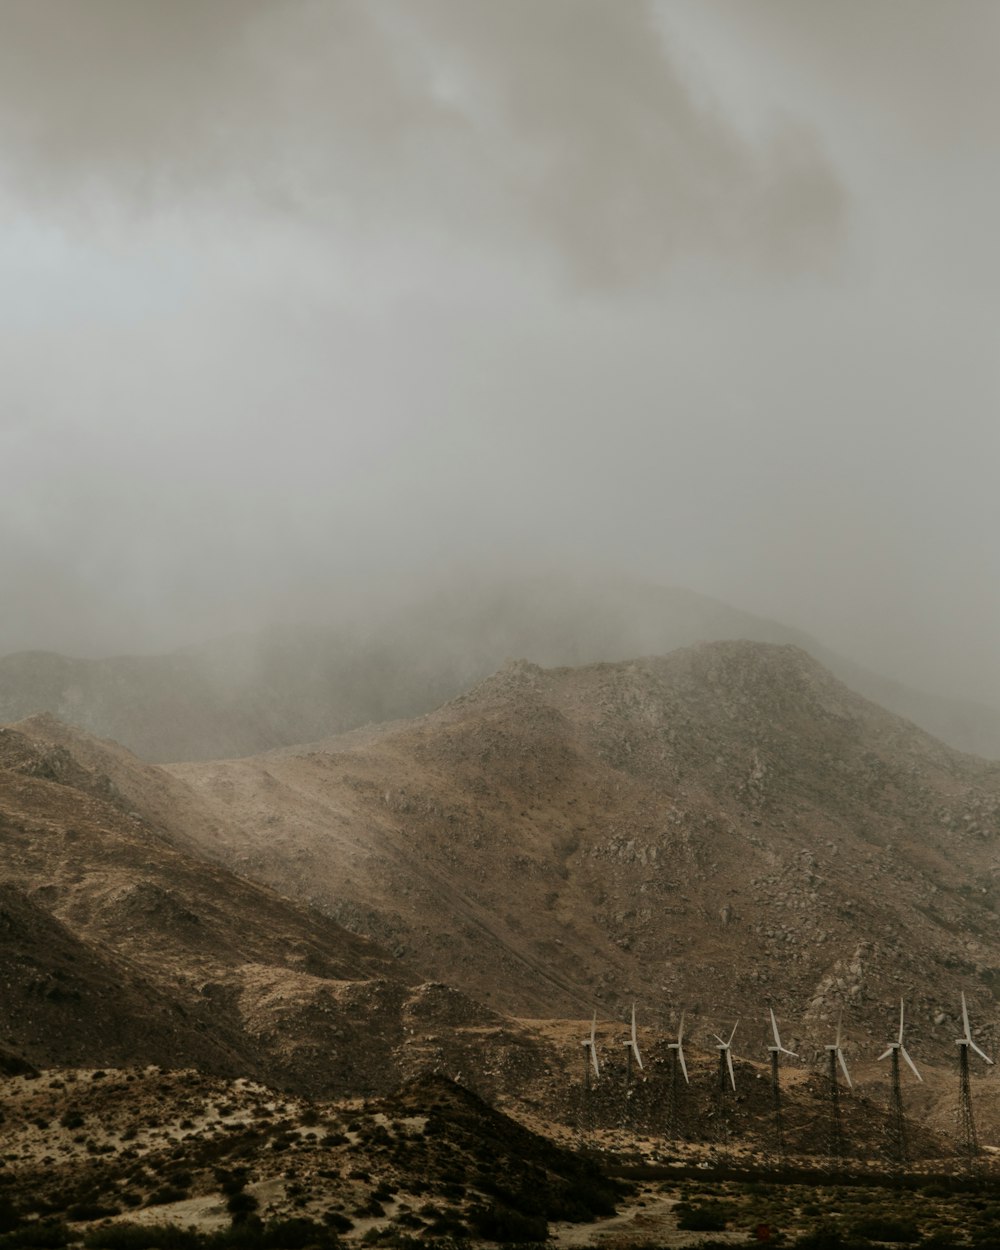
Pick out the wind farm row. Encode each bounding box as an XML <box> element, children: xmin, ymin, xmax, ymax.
<box><xmin>578</xmin><ymin>994</ymin><xmax>995</xmax><ymax>1164</ymax></box>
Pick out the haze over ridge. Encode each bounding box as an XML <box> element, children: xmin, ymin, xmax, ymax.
<box><xmin>3</xmin><ymin>575</ymin><xmax>1000</xmax><ymax>763</ymax></box>
<box><xmin>0</xmin><ymin>1</ymin><xmax>996</xmax><ymax>708</ymax></box>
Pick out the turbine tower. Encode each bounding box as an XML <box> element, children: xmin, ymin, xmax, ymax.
<box><xmin>877</xmin><ymin>998</ymin><xmax>922</xmax><ymax>1166</ymax></box>
<box><xmin>956</xmin><ymin>992</ymin><xmax>993</xmax><ymax>1161</ymax></box>
<box><xmin>824</xmin><ymin>1013</ymin><xmax>852</xmax><ymax>1163</ymax></box>
<box><xmin>581</xmin><ymin>1011</ymin><xmax>600</xmax><ymax>1093</ymax></box>
<box><xmin>665</xmin><ymin>1012</ymin><xmax>689</xmax><ymax>1138</ymax></box>
<box><xmin>767</xmin><ymin>1008</ymin><xmax>798</xmax><ymax>1158</ymax></box>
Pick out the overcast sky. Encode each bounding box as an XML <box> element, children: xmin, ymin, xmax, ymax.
<box><xmin>0</xmin><ymin>0</ymin><xmax>997</xmax><ymax>705</ymax></box>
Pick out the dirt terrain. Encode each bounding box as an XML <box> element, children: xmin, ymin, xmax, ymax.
<box><xmin>0</xmin><ymin>1058</ymin><xmax>994</xmax><ymax>1249</ymax></box>
<box><xmin>0</xmin><ymin>1066</ymin><xmax>623</xmax><ymax>1247</ymax></box>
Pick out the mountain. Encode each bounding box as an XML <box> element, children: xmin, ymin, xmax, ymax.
<box><xmin>2</xmin><ymin>576</ymin><xmax>998</xmax><ymax>761</ymax></box>
<box><xmin>0</xmin><ymin>714</ymin><xmax>597</xmax><ymax>1115</ymax></box>
<box><xmin>165</xmin><ymin>642</ymin><xmax>1000</xmax><ymax>1068</ymax></box>
<box><xmin>1</xmin><ymin>657</ymin><xmax>995</xmax><ymax>1167</ymax></box>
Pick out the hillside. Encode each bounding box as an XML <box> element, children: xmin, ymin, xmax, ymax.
<box><xmin>0</xmin><ymin>720</ymin><xmax>468</xmax><ymax>1096</ymax></box>
<box><xmin>0</xmin><ymin>715</ymin><xmax>599</xmax><ymax>1117</ymax></box>
<box><xmin>2</xmin><ymin>577</ymin><xmax>998</xmax><ymax>762</ymax></box>
<box><xmin>166</xmin><ymin>642</ymin><xmax>1000</xmax><ymax>1070</ymax></box>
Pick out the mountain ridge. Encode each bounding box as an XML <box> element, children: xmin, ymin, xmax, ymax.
<box><xmin>163</xmin><ymin>641</ymin><xmax>1000</xmax><ymax>1056</ymax></box>
<box><xmin>2</xmin><ymin>577</ymin><xmax>998</xmax><ymax>761</ymax></box>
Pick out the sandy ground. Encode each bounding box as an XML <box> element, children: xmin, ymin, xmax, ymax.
<box><xmin>550</xmin><ymin>1184</ymin><xmax>748</xmax><ymax>1249</ymax></box>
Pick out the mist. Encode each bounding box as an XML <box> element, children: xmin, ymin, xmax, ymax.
<box><xmin>0</xmin><ymin>0</ymin><xmax>997</xmax><ymax>708</ymax></box>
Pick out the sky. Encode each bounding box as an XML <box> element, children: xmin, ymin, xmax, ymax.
<box><xmin>0</xmin><ymin>0</ymin><xmax>997</xmax><ymax>705</ymax></box>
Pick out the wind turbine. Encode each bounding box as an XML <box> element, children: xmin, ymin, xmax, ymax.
<box><xmin>827</xmin><ymin>1013</ymin><xmax>853</xmax><ymax>1089</ymax></box>
<box><xmin>622</xmin><ymin>1001</ymin><xmax>643</xmax><ymax>1095</ymax></box>
<box><xmin>956</xmin><ymin>991</ymin><xmax>993</xmax><ymax>1160</ymax></box>
<box><xmin>581</xmin><ymin>1011</ymin><xmax>600</xmax><ymax>1092</ymax></box>
<box><xmin>824</xmin><ymin>1013</ymin><xmax>852</xmax><ymax>1161</ymax></box>
<box><xmin>665</xmin><ymin>1012</ymin><xmax>689</xmax><ymax>1138</ymax></box>
<box><xmin>878</xmin><ymin>998</ymin><xmax>921</xmax><ymax>1165</ymax></box>
<box><xmin>713</xmin><ymin>1019</ymin><xmax>739</xmax><ymax>1093</ymax></box>
<box><xmin>767</xmin><ymin>1009</ymin><xmax>797</xmax><ymax>1157</ymax></box>
<box><xmin>712</xmin><ymin>1019</ymin><xmax>738</xmax><ymax>1147</ymax></box>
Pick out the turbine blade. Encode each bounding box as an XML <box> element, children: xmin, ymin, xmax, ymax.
<box><xmin>727</xmin><ymin>1019</ymin><xmax>739</xmax><ymax>1046</ymax></box>
<box><xmin>835</xmin><ymin>1011</ymin><xmax>843</xmax><ymax>1050</ymax></box>
<box><xmin>898</xmin><ymin>998</ymin><xmax>905</xmax><ymax>1045</ymax></box>
<box><xmin>631</xmin><ymin>1001</ymin><xmax>637</xmax><ymax>1045</ymax></box>
<box><xmin>770</xmin><ymin>1008</ymin><xmax>781</xmax><ymax>1049</ymax></box>
<box><xmin>678</xmin><ymin>1044</ymin><xmax>689</xmax><ymax>1085</ymax></box>
<box><xmin>633</xmin><ymin>1041</ymin><xmax>644</xmax><ymax>1071</ymax></box>
<box><xmin>726</xmin><ymin>1048</ymin><xmax>736</xmax><ymax>1091</ymax></box>
<box><xmin>711</xmin><ymin>1034</ymin><xmax>726</xmax><ymax>1047</ymax></box>
<box><xmin>968</xmin><ymin>1039</ymin><xmax>994</xmax><ymax>1066</ymax></box>
<box><xmin>780</xmin><ymin>1046</ymin><xmax>799</xmax><ymax>1058</ymax></box>
<box><xmin>590</xmin><ymin>1011</ymin><xmax>597</xmax><ymax>1047</ymax></box>
<box><xmin>677</xmin><ymin>1012</ymin><xmax>685</xmax><ymax>1045</ymax></box>
<box><xmin>961</xmin><ymin>992</ymin><xmax>972</xmax><ymax>1042</ymax></box>
<box><xmin>877</xmin><ymin>1046</ymin><xmax>893</xmax><ymax>1062</ymax></box>
<box><xmin>901</xmin><ymin>1046</ymin><xmax>922</xmax><ymax>1083</ymax></box>
<box><xmin>837</xmin><ymin>1049</ymin><xmax>853</xmax><ymax>1088</ymax></box>
<box><xmin>591</xmin><ymin>1046</ymin><xmax>600</xmax><ymax>1078</ymax></box>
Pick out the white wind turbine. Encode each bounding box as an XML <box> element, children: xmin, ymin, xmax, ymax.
<box><xmin>827</xmin><ymin>1012</ymin><xmax>853</xmax><ymax>1089</ymax></box>
<box><xmin>622</xmin><ymin>1001</ymin><xmax>643</xmax><ymax>1093</ymax></box>
<box><xmin>769</xmin><ymin>1008</ymin><xmax>798</xmax><ymax>1061</ymax></box>
<box><xmin>878</xmin><ymin>998</ymin><xmax>922</xmax><ymax>1083</ymax></box>
<box><xmin>713</xmin><ymin>1019</ymin><xmax>739</xmax><ymax>1092</ymax></box>
<box><xmin>824</xmin><ymin>1012</ymin><xmax>852</xmax><ymax>1160</ymax></box>
<box><xmin>581</xmin><ymin>1011</ymin><xmax>600</xmax><ymax>1089</ymax></box>
<box><xmin>767</xmin><ymin>1008</ymin><xmax>797</xmax><ymax>1156</ymax></box>
<box><xmin>956</xmin><ymin>991</ymin><xmax>993</xmax><ymax>1158</ymax></box>
<box><xmin>878</xmin><ymin>998</ymin><xmax>921</xmax><ymax>1165</ymax></box>
<box><xmin>667</xmin><ymin>1012</ymin><xmax>689</xmax><ymax>1085</ymax></box>
<box><xmin>959</xmin><ymin>991</ymin><xmax>993</xmax><ymax>1066</ymax></box>
<box><xmin>665</xmin><ymin>1011</ymin><xmax>689</xmax><ymax>1138</ymax></box>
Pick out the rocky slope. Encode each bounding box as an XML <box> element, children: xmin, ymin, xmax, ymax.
<box><xmin>2</xmin><ymin>576</ymin><xmax>998</xmax><ymax>761</ymax></box>
<box><xmin>166</xmin><ymin>642</ymin><xmax>1000</xmax><ymax>1072</ymax></box>
<box><xmin>0</xmin><ymin>715</ymin><xmax>607</xmax><ymax>1121</ymax></box>
<box><xmin>1</xmin><ymin>720</ymin><xmax>525</xmax><ymax>1098</ymax></box>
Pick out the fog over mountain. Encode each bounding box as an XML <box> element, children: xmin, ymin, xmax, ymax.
<box><xmin>3</xmin><ymin>576</ymin><xmax>1000</xmax><ymax>762</ymax></box>
<box><xmin>0</xmin><ymin>1</ymin><xmax>997</xmax><ymax>708</ymax></box>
